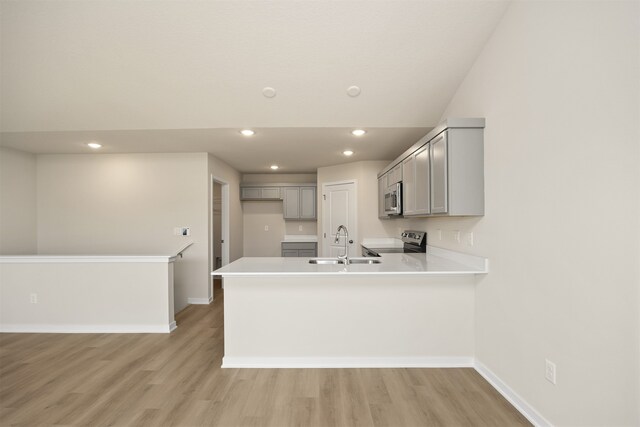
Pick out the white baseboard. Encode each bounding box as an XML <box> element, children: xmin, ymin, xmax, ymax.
<box><xmin>168</xmin><ymin>321</ymin><xmax>177</xmax><ymax>332</ymax></box>
<box><xmin>222</xmin><ymin>356</ymin><xmax>474</xmax><ymax>369</ymax></box>
<box><xmin>474</xmin><ymin>360</ymin><xmax>552</xmax><ymax>427</ymax></box>
<box><xmin>0</xmin><ymin>323</ymin><xmax>175</xmax><ymax>334</ymax></box>
<box><xmin>188</xmin><ymin>296</ymin><xmax>213</xmax><ymax>305</ymax></box>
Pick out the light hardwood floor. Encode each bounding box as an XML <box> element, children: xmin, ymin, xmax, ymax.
<box><xmin>0</xmin><ymin>286</ymin><xmax>530</xmax><ymax>426</ymax></box>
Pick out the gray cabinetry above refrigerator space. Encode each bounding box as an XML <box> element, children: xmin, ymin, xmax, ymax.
<box><xmin>283</xmin><ymin>186</ymin><xmax>316</xmax><ymax>220</ymax></box>
<box><xmin>240</xmin><ymin>186</ymin><xmax>281</xmax><ymax>200</ymax></box>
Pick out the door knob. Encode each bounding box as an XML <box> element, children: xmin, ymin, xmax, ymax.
<box><xmin>349</xmin><ymin>240</ymin><xmax>354</xmax><ymax>244</ymax></box>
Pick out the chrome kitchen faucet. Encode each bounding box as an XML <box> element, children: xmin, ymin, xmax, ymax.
<box><xmin>334</xmin><ymin>225</ymin><xmax>350</xmax><ymax>265</ymax></box>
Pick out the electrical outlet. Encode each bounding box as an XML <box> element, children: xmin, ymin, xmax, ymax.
<box><xmin>437</xmin><ymin>229</ymin><xmax>442</xmax><ymax>241</ymax></box>
<box><xmin>545</xmin><ymin>359</ymin><xmax>557</xmax><ymax>385</ymax></box>
<box><xmin>298</xmin><ymin>225</ymin><xmax>303</xmax><ymax>231</ymax></box>
<box><xmin>453</xmin><ymin>230</ymin><xmax>461</xmax><ymax>243</ymax></box>
<box><xmin>264</xmin><ymin>225</ymin><xmax>269</xmax><ymax>231</ymax></box>
<box><xmin>465</xmin><ymin>232</ymin><xmax>474</xmax><ymax>246</ymax></box>
<box><xmin>30</xmin><ymin>293</ymin><xmax>38</xmax><ymax>304</ymax></box>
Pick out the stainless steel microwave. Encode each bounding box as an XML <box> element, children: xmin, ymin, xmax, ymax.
<box><xmin>384</xmin><ymin>182</ymin><xmax>402</xmax><ymax>215</ymax></box>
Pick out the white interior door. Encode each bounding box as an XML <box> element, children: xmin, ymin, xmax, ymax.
<box><xmin>322</xmin><ymin>181</ymin><xmax>357</xmax><ymax>257</ymax></box>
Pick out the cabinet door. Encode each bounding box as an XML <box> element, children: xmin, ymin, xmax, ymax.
<box><xmin>299</xmin><ymin>187</ymin><xmax>316</xmax><ymax>219</ymax></box>
<box><xmin>378</xmin><ymin>176</ymin><xmax>388</xmax><ymax>218</ymax></box>
<box><xmin>402</xmin><ymin>156</ymin><xmax>415</xmax><ymax>215</ymax></box>
<box><xmin>282</xmin><ymin>249</ymin><xmax>299</xmax><ymax>257</ymax></box>
<box><xmin>241</xmin><ymin>187</ymin><xmax>261</xmax><ymax>199</ymax></box>
<box><xmin>262</xmin><ymin>187</ymin><xmax>281</xmax><ymax>199</ymax></box>
<box><xmin>388</xmin><ymin>164</ymin><xmax>402</xmax><ymax>184</ymax></box>
<box><xmin>283</xmin><ymin>187</ymin><xmax>300</xmax><ymax>219</ymax></box>
<box><xmin>430</xmin><ymin>132</ymin><xmax>448</xmax><ymax>214</ymax></box>
<box><xmin>298</xmin><ymin>249</ymin><xmax>317</xmax><ymax>257</ymax></box>
<box><xmin>414</xmin><ymin>144</ymin><xmax>431</xmax><ymax>215</ymax></box>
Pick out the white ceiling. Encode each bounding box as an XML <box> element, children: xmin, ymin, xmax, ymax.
<box><xmin>0</xmin><ymin>0</ymin><xmax>509</xmax><ymax>172</ymax></box>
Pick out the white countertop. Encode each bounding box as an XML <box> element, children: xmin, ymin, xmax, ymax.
<box><xmin>281</xmin><ymin>235</ymin><xmax>318</xmax><ymax>243</ymax></box>
<box><xmin>213</xmin><ymin>246</ymin><xmax>488</xmax><ymax>276</ymax></box>
<box><xmin>0</xmin><ymin>243</ymin><xmax>193</xmax><ymax>264</ymax></box>
<box><xmin>360</xmin><ymin>237</ymin><xmax>404</xmax><ymax>249</ymax></box>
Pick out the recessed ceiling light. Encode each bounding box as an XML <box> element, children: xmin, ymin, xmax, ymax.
<box><xmin>240</xmin><ymin>129</ymin><xmax>255</xmax><ymax>136</ymax></box>
<box><xmin>262</xmin><ymin>87</ymin><xmax>276</xmax><ymax>98</ymax></box>
<box><xmin>87</xmin><ymin>142</ymin><xmax>102</xmax><ymax>149</ymax></box>
<box><xmin>343</xmin><ymin>150</ymin><xmax>354</xmax><ymax>156</ymax></box>
<box><xmin>270</xmin><ymin>165</ymin><xmax>279</xmax><ymax>170</ymax></box>
<box><xmin>347</xmin><ymin>86</ymin><xmax>361</xmax><ymax>97</ymax></box>
<box><xmin>351</xmin><ymin>129</ymin><xmax>366</xmax><ymax>137</ymax></box>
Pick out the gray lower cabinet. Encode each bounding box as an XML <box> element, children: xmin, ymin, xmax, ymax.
<box><xmin>281</xmin><ymin>242</ymin><xmax>317</xmax><ymax>257</ymax></box>
<box><xmin>241</xmin><ymin>187</ymin><xmax>281</xmax><ymax>200</ymax></box>
<box><xmin>283</xmin><ymin>186</ymin><xmax>316</xmax><ymax>220</ymax></box>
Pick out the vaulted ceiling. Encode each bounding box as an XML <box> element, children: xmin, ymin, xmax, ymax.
<box><xmin>0</xmin><ymin>0</ymin><xmax>509</xmax><ymax>172</ymax></box>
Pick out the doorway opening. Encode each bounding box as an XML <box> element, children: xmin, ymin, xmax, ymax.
<box><xmin>211</xmin><ymin>175</ymin><xmax>230</xmax><ymax>301</ymax></box>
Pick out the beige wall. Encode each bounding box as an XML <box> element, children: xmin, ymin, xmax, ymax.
<box><xmin>242</xmin><ymin>173</ymin><xmax>316</xmax><ymax>184</ymax></box>
<box><xmin>241</xmin><ymin>173</ymin><xmax>317</xmax><ymax>257</ymax></box>
<box><xmin>385</xmin><ymin>2</ymin><xmax>640</xmax><ymax>424</ymax></box>
<box><xmin>242</xmin><ymin>201</ymin><xmax>317</xmax><ymax>257</ymax></box>
<box><xmin>37</xmin><ymin>153</ymin><xmax>210</xmax><ymax>313</ymax></box>
<box><xmin>0</xmin><ymin>147</ymin><xmax>37</xmax><ymax>254</ymax></box>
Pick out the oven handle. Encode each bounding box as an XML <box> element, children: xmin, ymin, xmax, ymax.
<box><xmin>361</xmin><ymin>246</ymin><xmax>381</xmax><ymax>257</ymax></box>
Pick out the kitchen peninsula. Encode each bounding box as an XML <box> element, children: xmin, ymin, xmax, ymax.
<box><xmin>213</xmin><ymin>247</ymin><xmax>488</xmax><ymax>368</ymax></box>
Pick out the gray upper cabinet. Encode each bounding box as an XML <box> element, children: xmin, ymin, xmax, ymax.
<box><xmin>403</xmin><ymin>143</ymin><xmax>431</xmax><ymax>216</ymax></box>
<box><xmin>402</xmin><ymin>155</ymin><xmax>416</xmax><ymax>215</ymax></box>
<box><xmin>377</xmin><ymin>118</ymin><xmax>485</xmax><ymax>218</ymax></box>
<box><xmin>430</xmin><ymin>132</ymin><xmax>448</xmax><ymax>214</ymax></box>
<box><xmin>430</xmin><ymin>128</ymin><xmax>484</xmax><ymax>216</ymax></box>
<box><xmin>283</xmin><ymin>186</ymin><xmax>316</xmax><ymax>220</ymax></box>
<box><xmin>283</xmin><ymin>187</ymin><xmax>300</xmax><ymax>218</ymax></box>
<box><xmin>388</xmin><ymin>164</ymin><xmax>402</xmax><ymax>185</ymax></box>
<box><xmin>378</xmin><ymin>176</ymin><xmax>389</xmax><ymax>219</ymax></box>
<box><xmin>299</xmin><ymin>187</ymin><xmax>316</xmax><ymax>219</ymax></box>
<box><xmin>241</xmin><ymin>186</ymin><xmax>281</xmax><ymax>200</ymax></box>
<box><xmin>414</xmin><ymin>144</ymin><xmax>431</xmax><ymax>214</ymax></box>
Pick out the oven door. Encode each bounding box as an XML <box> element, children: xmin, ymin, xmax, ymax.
<box><xmin>384</xmin><ymin>183</ymin><xmax>402</xmax><ymax>215</ymax></box>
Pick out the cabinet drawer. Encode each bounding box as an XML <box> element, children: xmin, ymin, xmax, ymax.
<box><xmin>298</xmin><ymin>249</ymin><xmax>317</xmax><ymax>257</ymax></box>
<box><xmin>282</xmin><ymin>242</ymin><xmax>317</xmax><ymax>251</ymax></box>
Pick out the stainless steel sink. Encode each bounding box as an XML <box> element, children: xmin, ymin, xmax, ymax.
<box><xmin>308</xmin><ymin>258</ymin><xmax>343</xmax><ymax>264</ymax></box>
<box><xmin>308</xmin><ymin>257</ymin><xmax>381</xmax><ymax>265</ymax></box>
<box><xmin>348</xmin><ymin>258</ymin><xmax>382</xmax><ymax>264</ymax></box>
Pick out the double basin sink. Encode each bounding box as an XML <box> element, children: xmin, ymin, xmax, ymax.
<box><xmin>309</xmin><ymin>257</ymin><xmax>381</xmax><ymax>265</ymax></box>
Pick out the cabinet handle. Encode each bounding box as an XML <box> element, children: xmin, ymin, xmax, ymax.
<box><xmin>349</xmin><ymin>240</ymin><xmax>353</xmax><ymax>244</ymax></box>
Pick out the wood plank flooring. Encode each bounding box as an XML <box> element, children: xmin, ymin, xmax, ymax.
<box><xmin>0</xmin><ymin>287</ymin><xmax>530</xmax><ymax>426</ymax></box>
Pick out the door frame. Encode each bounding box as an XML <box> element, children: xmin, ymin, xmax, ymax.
<box><xmin>210</xmin><ymin>174</ymin><xmax>230</xmax><ymax>300</ymax></box>
<box><xmin>321</xmin><ymin>179</ymin><xmax>358</xmax><ymax>257</ymax></box>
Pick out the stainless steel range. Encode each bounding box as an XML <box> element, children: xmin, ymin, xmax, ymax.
<box><xmin>361</xmin><ymin>230</ymin><xmax>427</xmax><ymax>257</ymax></box>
